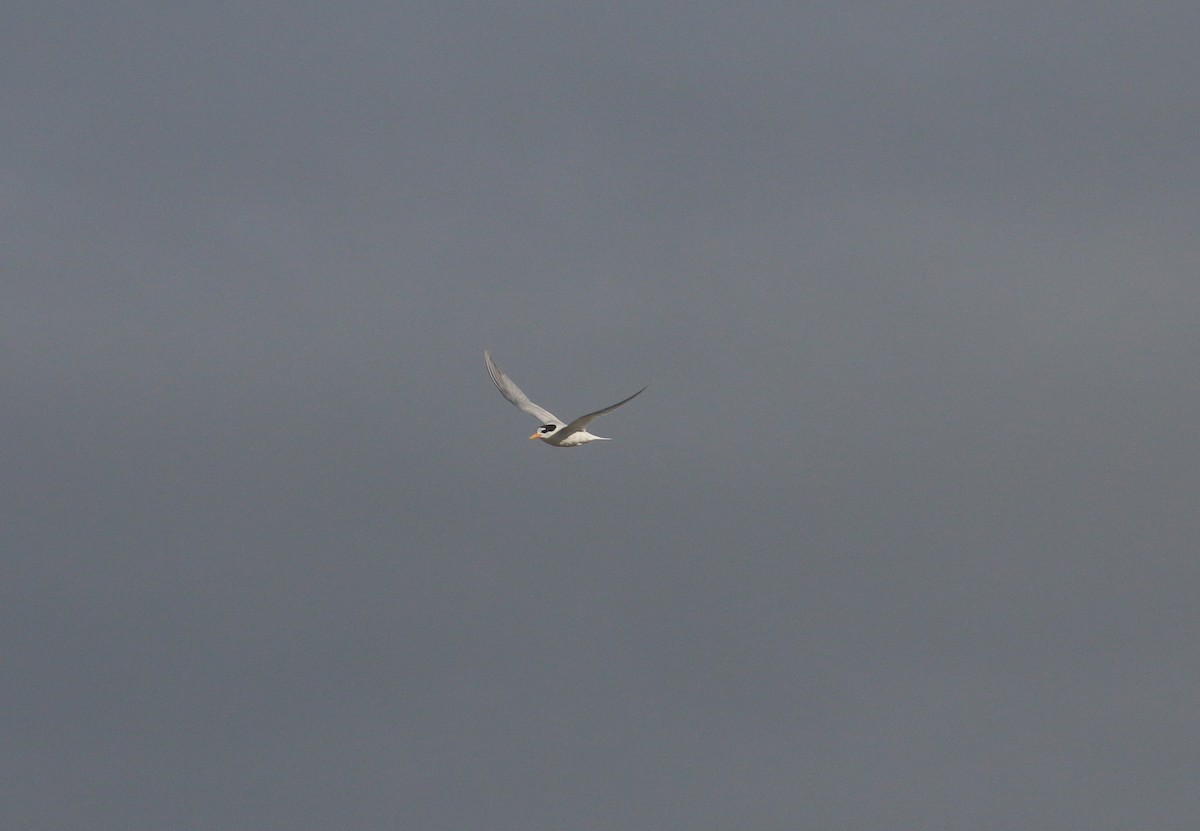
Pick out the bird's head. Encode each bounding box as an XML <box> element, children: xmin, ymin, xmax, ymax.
<box><xmin>530</xmin><ymin>423</ymin><xmax>558</xmax><ymax>440</ymax></box>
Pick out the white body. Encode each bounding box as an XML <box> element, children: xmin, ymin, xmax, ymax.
<box><xmin>540</xmin><ymin>430</ymin><xmax>611</xmax><ymax>447</ymax></box>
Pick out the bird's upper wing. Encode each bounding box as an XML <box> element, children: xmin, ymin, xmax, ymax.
<box><xmin>484</xmin><ymin>350</ymin><xmax>563</xmax><ymax>425</ymax></box>
<box><xmin>561</xmin><ymin>386</ymin><xmax>647</xmax><ymax>435</ymax></box>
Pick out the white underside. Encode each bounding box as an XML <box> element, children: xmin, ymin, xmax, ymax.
<box><xmin>542</xmin><ymin>430</ymin><xmax>610</xmax><ymax>447</ymax></box>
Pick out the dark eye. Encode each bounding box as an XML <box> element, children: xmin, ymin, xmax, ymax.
<box><xmin>540</xmin><ymin>424</ymin><xmax>556</xmax><ymax>434</ymax></box>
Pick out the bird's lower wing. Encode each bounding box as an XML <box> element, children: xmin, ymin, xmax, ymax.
<box><xmin>561</xmin><ymin>386</ymin><xmax>647</xmax><ymax>434</ymax></box>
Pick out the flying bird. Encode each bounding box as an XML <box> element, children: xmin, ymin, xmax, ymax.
<box><xmin>484</xmin><ymin>350</ymin><xmax>646</xmax><ymax>447</ymax></box>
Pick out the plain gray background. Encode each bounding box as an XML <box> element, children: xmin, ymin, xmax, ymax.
<box><xmin>5</xmin><ymin>2</ymin><xmax>1198</xmax><ymax>829</ymax></box>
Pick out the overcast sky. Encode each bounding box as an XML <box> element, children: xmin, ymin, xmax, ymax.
<box><xmin>4</xmin><ymin>3</ymin><xmax>1199</xmax><ymax>829</ymax></box>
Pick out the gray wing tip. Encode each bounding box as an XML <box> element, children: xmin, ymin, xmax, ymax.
<box><xmin>483</xmin><ymin>351</ymin><xmax>504</xmax><ymax>391</ymax></box>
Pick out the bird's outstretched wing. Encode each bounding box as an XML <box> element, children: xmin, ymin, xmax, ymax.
<box><xmin>561</xmin><ymin>386</ymin><xmax>647</xmax><ymax>435</ymax></box>
<box><xmin>484</xmin><ymin>350</ymin><xmax>563</xmax><ymax>426</ymax></box>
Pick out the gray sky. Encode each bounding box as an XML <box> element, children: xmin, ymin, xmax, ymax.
<box><xmin>4</xmin><ymin>2</ymin><xmax>1199</xmax><ymax>829</ymax></box>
